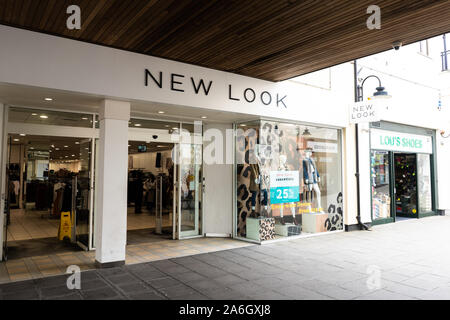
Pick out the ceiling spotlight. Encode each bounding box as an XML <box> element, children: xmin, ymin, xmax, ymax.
<box><xmin>19</xmin><ymin>134</ymin><xmax>26</xmax><ymax>136</ymax></box>
<box><xmin>55</xmin><ymin>148</ymin><xmax>60</xmax><ymax>151</ymax></box>
<box><xmin>158</xmin><ymin>111</ymin><xmax>165</xmax><ymax>114</ymax></box>
<box><xmin>82</xmin><ymin>117</ymin><xmax>88</xmax><ymax>120</ymax></box>
<box><xmin>134</xmin><ymin>124</ymin><xmax>142</xmax><ymax>127</ymax></box>
<box><xmin>172</xmin><ymin>127</ymin><xmax>178</xmax><ymax>130</ymax></box>
<box><xmin>31</xmin><ymin>113</ymin><xmax>38</xmax><ymax>116</ymax></box>
<box><xmin>201</xmin><ymin>116</ymin><xmax>207</xmax><ymax>119</ymax></box>
<box><xmin>13</xmin><ymin>138</ymin><xmax>19</xmax><ymax>142</ymax></box>
<box><xmin>64</xmin><ymin>145</ymin><xmax>68</xmax><ymax>148</ymax></box>
<box><xmin>40</xmin><ymin>115</ymin><xmax>48</xmax><ymax>119</ymax></box>
<box><xmin>75</xmin><ymin>142</ymin><xmax>80</xmax><ymax>145</ymax></box>
<box><xmin>44</xmin><ymin>98</ymin><xmax>53</xmax><ymax>101</ymax></box>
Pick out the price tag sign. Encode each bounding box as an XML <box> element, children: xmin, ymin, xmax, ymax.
<box><xmin>269</xmin><ymin>171</ymin><xmax>299</xmax><ymax>204</ymax></box>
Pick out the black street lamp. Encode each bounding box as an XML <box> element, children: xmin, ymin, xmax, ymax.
<box><xmin>353</xmin><ymin>62</ymin><xmax>391</xmax><ymax>231</ymax></box>
<box><xmin>357</xmin><ymin>75</ymin><xmax>390</xmax><ymax>102</ymax></box>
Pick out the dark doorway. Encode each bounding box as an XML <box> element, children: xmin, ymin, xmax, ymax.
<box><xmin>394</xmin><ymin>153</ymin><xmax>418</xmax><ymax>219</ymax></box>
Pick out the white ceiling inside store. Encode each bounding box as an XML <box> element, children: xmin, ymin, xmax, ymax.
<box><xmin>0</xmin><ymin>82</ymin><xmax>256</xmax><ymax>124</ymax></box>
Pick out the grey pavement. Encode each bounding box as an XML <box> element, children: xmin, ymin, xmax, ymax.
<box><xmin>1</xmin><ymin>215</ymin><xmax>450</xmax><ymax>300</ymax></box>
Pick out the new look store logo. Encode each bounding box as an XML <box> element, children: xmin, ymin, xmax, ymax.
<box><xmin>144</xmin><ymin>69</ymin><xmax>288</xmax><ymax>108</ymax></box>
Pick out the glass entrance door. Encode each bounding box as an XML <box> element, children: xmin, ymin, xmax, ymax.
<box><xmin>75</xmin><ymin>139</ymin><xmax>94</xmax><ymax>250</ymax></box>
<box><xmin>175</xmin><ymin>143</ymin><xmax>203</xmax><ymax>239</ymax></box>
<box><xmin>393</xmin><ymin>153</ymin><xmax>418</xmax><ymax>218</ymax></box>
<box><xmin>371</xmin><ymin>151</ymin><xmax>394</xmax><ymax>224</ymax></box>
<box><xmin>2</xmin><ymin>136</ymin><xmax>13</xmax><ymax>260</ymax></box>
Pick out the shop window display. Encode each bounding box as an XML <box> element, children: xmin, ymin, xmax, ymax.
<box><xmin>236</xmin><ymin>120</ymin><xmax>343</xmax><ymax>242</ymax></box>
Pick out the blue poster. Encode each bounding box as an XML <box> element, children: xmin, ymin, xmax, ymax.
<box><xmin>269</xmin><ymin>171</ymin><xmax>300</xmax><ymax>204</ymax></box>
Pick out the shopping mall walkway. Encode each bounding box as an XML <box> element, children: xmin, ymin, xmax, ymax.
<box><xmin>1</xmin><ymin>215</ymin><xmax>450</xmax><ymax>300</ymax></box>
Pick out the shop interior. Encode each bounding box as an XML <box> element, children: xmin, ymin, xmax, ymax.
<box><xmin>127</xmin><ymin>141</ymin><xmax>175</xmax><ymax>244</ymax></box>
<box><xmin>4</xmin><ymin>134</ymin><xmax>92</xmax><ymax>259</ymax></box>
<box><xmin>394</xmin><ymin>153</ymin><xmax>418</xmax><ymax>219</ymax></box>
<box><xmin>371</xmin><ymin>150</ymin><xmax>434</xmax><ymax>223</ymax></box>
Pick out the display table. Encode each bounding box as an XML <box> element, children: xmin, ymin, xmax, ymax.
<box><xmin>246</xmin><ymin>217</ymin><xmax>275</xmax><ymax>241</ymax></box>
<box><xmin>302</xmin><ymin>212</ymin><xmax>328</xmax><ymax>233</ymax></box>
<box><xmin>274</xmin><ymin>223</ymin><xmax>301</xmax><ymax>236</ymax></box>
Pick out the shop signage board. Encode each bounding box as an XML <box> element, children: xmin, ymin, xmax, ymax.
<box><xmin>269</xmin><ymin>171</ymin><xmax>299</xmax><ymax>204</ymax></box>
<box><xmin>349</xmin><ymin>101</ymin><xmax>380</xmax><ymax>123</ymax></box>
<box><xmin>307</xmin><ymin>141</ymin><xmax>338</xmax><ymax>153</ymax></box>
<box><xmin>371</xmin><ymin>129</ymin><xmax>433</xmax><ymax>154</ymax></box>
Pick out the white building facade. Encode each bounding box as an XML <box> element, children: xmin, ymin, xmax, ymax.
<box><xmin>0</xmin><ymin>25</ymin><xmax>448</xmax><ymax>266</ymax></box>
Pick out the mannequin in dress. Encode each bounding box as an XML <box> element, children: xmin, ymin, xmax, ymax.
<box><xmin>249</xmin><ymin>147</ymin><xmax>268</xmax><ymax>217</ymax></box>
<box><xmin>302</xmin><ymin>148</ymin><xmax>323</xmax><ymax>213</ymax></box>
<box><xmin>278</xmin><ymin>154</ymin><xmax>297</xmax><ymax>225</ymax></box>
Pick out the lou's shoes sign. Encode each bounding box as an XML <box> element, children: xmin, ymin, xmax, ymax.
<box><xmin>145</xmin><ymin>69</ymin><xmax>288</xmax><ymax>108</ymax></box>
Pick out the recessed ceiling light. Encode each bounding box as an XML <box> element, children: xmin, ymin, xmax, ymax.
<box><xmin>72</xmin><ymin>154</ymin><xmax>75</xmax><ymax>157</ymax></box>
<box><xmin>201</xmin><ymin>116</ymin><xmax>207</xmax><ymax>119</ymax></box>
<box><xmin>13</xmin><ymin>139</ymin><xmax>19</xmax><ymax>142</ymax></box>
<box><xmin>30</xmin><ymin>147</ymin><xmax>34</xmax><ymax>150</ymax></box>
<box><xmin>75</xmin><ymin>142</ymin><xmax>80</xmax><ymax>145</ymax></box>
<box><xmin>31</xmin><ymin>113</ymin><xmax>38</xmax><ymax>116</ymax></box>
<box><xmin>82</xmin><ymin>117</ymin><xmax>88</xmax><ymax>120</ymax></box>
<box><xmin>19</xmin><ymin>133</ymin><xmax>26</xmax><ymax>136</ymax></box>
<box><xmin>64</xmin><ymin>145</ymin><xmax>68</xmax><ymax>148</ymax></box>
<box><xmin>240</xmin><ymin>124</ymin><xmax>247</xmax><ymax>127</ymax></box>
<box><xmin>40</xmin><ymin>115</ymin><xmax>48</xmax><ymax>119</ymax></box>
<box><xmin>172</xmin><ymin>127</ymin><xmax>178</xmax><ymax>130</ymax></box>
<box><xmin>44</xmin><ymin>98</ymin><xmax>53</xmax><ymax>101</ymax></box>
<box><xmin>55</xmin><ymin>148</ymin><xmax>60</xmax><ymax>151</ymax></box>
<box><xmin>134</xmin><ymin>124</ymin><xmax>142</xmax><ymax>127</ymax></box>
<box><xmin>158</xmin><ymin>111</ymin><xmax>165</xmax><ymax>114</ymax></box>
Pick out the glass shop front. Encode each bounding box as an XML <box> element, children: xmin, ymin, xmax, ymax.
<box><xmin>235</xmin><ymin>120</ymin><xmax>343</xmax><ymax>243</ymax></box>
<box><xmin>370</xmin><ymin>122</ymin><xmax>437</xmax><ymax>225</ymax></box>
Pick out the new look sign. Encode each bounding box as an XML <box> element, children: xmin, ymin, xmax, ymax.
<box><xmin>371</xmin><ymin>129</ymin><xmax>433</xmax><ymax>154</ymax></box>
<box><xmin>350</xmin><ymin>102</ymin><xmax>381</xmax><ymax>123</ymax></box>
<box><xmin>145</xmin><ymin>69</ymin><xmax>288</xmax><ymax>108</ymax></box>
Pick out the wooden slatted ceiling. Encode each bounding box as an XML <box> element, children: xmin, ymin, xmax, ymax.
<box><xmin>0</xmin><ymin>0</ymin><xmax>450</xmax><ymax>81</ymax></box>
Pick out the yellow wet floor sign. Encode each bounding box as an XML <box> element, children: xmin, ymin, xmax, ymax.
<box><xmin>58</xmin><ymin>211</ymin><xmax>72</xmax><ymax>241</ymax></box>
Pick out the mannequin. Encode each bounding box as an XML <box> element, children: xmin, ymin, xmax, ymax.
<box><xmin>302</xmin><ymin>148</ymin><xmax>323</xmax><ymax>213</ymax></box>
<box><xmin>249</xmin><ymin>149</ymin><xmax>268</xmax><ymax>217</ymax></box>
<box><xmin>278</xmin><ymin>154</ymin><xmax>297</xmax><ymax>225</ymax></box>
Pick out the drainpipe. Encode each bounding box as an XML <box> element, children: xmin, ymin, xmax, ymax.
<box><xmin>353</xmin><ymin>60</ymin><xmax>370</xmax><ymax>231</ymax></box>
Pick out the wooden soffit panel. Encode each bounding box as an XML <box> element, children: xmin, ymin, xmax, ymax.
<box><xmin>1</xmin><ymin>0</ymin><xmax>450</xmax><ymax>81</ymax></box>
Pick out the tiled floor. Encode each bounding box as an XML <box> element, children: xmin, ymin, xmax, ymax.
<box><xmin>2</xmin><ymin>215</ymin><xmax>450</xmax><ymax>300</ymax></box>
<box><xmin>7</xmin><ymin>207</ymin><xmax>172</xmax><ymax>241</ymax></box>
<box><xmin>126</xmin><ymin>207</ymin><xmax>173</xmax><ymax>230</ymax></box>
<box><xmin>7</xmin><ymin>209</ymin><xmax>59</xmax><ymax>241</ymax></box>
<box><xmin>0</xmin><ymin>237</ymin><xmax>252</xmax><ymax>284</ymax></box>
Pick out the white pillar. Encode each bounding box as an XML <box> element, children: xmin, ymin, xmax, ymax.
<box><xmin>95</xmin><ymin>99</ymin><xmax>130</xmax><ymax>267</ymax></box>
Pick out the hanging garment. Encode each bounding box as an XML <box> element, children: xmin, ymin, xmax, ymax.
<box><xmin>61</xmin><ymin>183</ymin><xmax>72</xmax><ymax>212</ymax></box>
<box><xmin>303</xmin><ymin>158</ymin><xmax>320</xmax><ymax>184</ymax></box>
